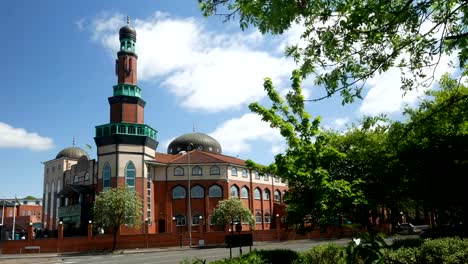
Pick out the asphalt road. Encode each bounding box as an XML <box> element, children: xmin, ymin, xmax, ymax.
<box><xmin>0</xmin><ymin>238</ymin><xmax>353</xmax><ymax>264</ymax></box>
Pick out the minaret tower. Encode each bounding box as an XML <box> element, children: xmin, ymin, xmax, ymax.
<box><xmin>94</xmin><ymin>18</ymin><xmax>158</xmax><ymax>196</ymax></box>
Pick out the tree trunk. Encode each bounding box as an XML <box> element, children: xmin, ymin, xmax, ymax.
<box><xmin>112</xmin><ymin>224</ymin><xmax>119</xmax><ymax>251</ymax></box>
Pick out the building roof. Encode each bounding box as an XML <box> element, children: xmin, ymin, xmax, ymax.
<box><xmin>119</xmin><ymin>24</ymin><xmax>136</xmax><ymax>41</ymax></box>
<box><xmin>154</xmin><ymin>150</ymin><xmax>246</xmax><ymax>166</ymax></box>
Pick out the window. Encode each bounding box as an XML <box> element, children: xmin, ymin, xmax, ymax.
<box><xmin>264</xmin><ymin>189</ymin><xmax>271</xmax><ymax>200</ymax></box>
<box><xmin>9</xmin><ymin>211</ymin><xmax>12</xmax><ymax>217</ymax></box>
<box><xmin>147</xmin><ymin>166</ymin><xmax>152</xmax><ymax>225</ymax></box>
<box><xmin>274</xmin><ymin>176</ymin><xmax>279</xmax><ymax>182</ymax></box>
<box><xmin>22</xmin><ymin>210</ymin><xmax>26</xmax><ymax>216</ymax></box>
<box><xmin>174</xmin><ymin>166</ymin><xmax>184</xmax><ymax>176</ymax></box>
<box><xmin>242</xmin><ymin>169</ymin><xmax>248</xmax><ymax>178</ymax></box>
<box><xmin>210</xmin><ymin>166</ymin><xmax>220</xmax><ymax>175</ymax></box>
<box><xmin>125</xmin><ymin>161</ymin><xmax>136</xmax><ymax>189</ymax></box>
<box><xmin>192</xmin><ymin>166</ymin><xmax>202</xmax><ymax>176</ymax></box>
<box><xmin>172</xmin><ymin>186</ymin><xmax>186</xmax><ymax>199</ymax></box>
<box><xmin>44</xmin><ymin>183</ymin><xmax>48</xmax><ymax>217</ymax></box>
<box><xmin>23</xmin><ymin>201</ymin><xmax>27</xmax><ymax>205</ymax></box>
<box><xmin>57</xmin><ymin>179</ymin><xmax>61</xmax><ymax>224</ymax></box>
<box><xmin>35</xmin><ymin>201</ymin><xmax>40</xmax><ymax>205</ymax></box>
<box><xmin>241</xmin><ymin>186</ymin><xmax>249</xmax><ymax>199</ymax></box>
<box><xmin>254</xmin><ymin>171</ymin><xmax>260</xmax><ymax>180</ymax></box>
<box><xmin>192</xmin><ymin>213</ymin><xmax>203</xmax><ymax>225</ymax></box>
<box><xmin>254</xmin><ymin>188</ymin><xmax>261</xmax><ymax>200</ymax></box>
<box><xmin>103</xmin><ymin>163</ymin><xmax>111</xmax><ymax>190</ymax></box>
<box><xmin>264</xmin><ymin>174</ymin><xmax>270</xmax><ymax>181</ymax></box>
<box><xmin>174</xmin><ymin>215</ymin><xmax>186</xmax><ymax>226</ymax></box>
<box><xmin>50</xmin><ymin>182</ymin><xmax>55</xmax><ymax>225</ymax></box>
<box><xmin>191</xmin><ymin>185</ymin><xmax>204</xmax><ymax>198</ymax></box>
<box><xmin>274</xmin><ymin>190</ymin><xmax>281</xmax><ymax>202</ymax></box>
<box><xmin>255</xmin><ymin>212</ymin><xmax>262</xmax><ymax>224</ymax></box>
<box><xmin>84</xmin><ymin>172</ymin><xmax>90</xmax><ymax>181</ymax></box>
<box><xmin>231</xmin><ymin>167</ymin><xmax>237</xmax><ymax>176</ymax></box>
<box><xmin>74</xmin><ymin>176</ymin><xmax>79</xmax><ymax>183</ymax></box>
<box><xmin>28</xmin><ymin>210</ymin><xmax>31</xmax><ymax>216</ymax></box>
<box><xmin>230</xmin><ymin>185</ymin><xmax>239</xmax><ymax>198</ymax></box>
<box><xmin>265</xmin><ymin>212</ymin><xmax>271</xmax><ymax>223</ymax></box>
<box><xmin>209</xmin><ymin>185</ymin><xmax>222</xmax><ymax>198</ymax></box>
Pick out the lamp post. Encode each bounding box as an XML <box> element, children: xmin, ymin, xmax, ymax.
<box><xmin>187</xmin><ymin>143</ymin><xmax>193</xmax><ymax>247</ymax></box>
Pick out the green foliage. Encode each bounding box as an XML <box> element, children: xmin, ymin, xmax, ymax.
<box><xmin>23</xmin><ymin>195</ymin><xmax>36</xmax><ymax>200</ymax></box>
<box><xmin>246</xmin><ymin>70</ymin><xmax>364</xmax><ymax>228</ymax></box>
<box><xmin>253</xmin><ymin>249</ymin><xmax>299</xmax><ymax>264</ymax></box>
<box><xmin>200</xmin><ymin>0</ymin><xmax>467</xmax><ymax>103</ymax></box>
<box><xmin>390</xmin><ymin>238</ymin><xmax>425</xmax><ymax>250</ymax></box>
<box><xmin>381</xmin><ymin>247</ymin><xmax>419</xmax><ymax>264</ymax></box>
<box><xmin>93</xmin><ymin>187</ymin><xmax>142</xmax><ymax>251</ymax></box>
<box><xmin>345</xmin><ymin>232</ymin><xmax>388</xmax><ymax>263</ymax></box>
<box><xmin>208</xmin><ymin>252</ymin><xmax>265</xmax><ymax>264</ymax></box>
<box><xmin>418</xmin><ymin>237</ymin><xmax>468</xmax><ymax>264</ymax></box>
<box><xmin>295</xmin><ymin>244</ymin><xmax>346</xmax><ymax>264</ymax></box>
<box><xmin>211</xmin><ymin>197</ymin><xmax>255</xmax><ymax>228</ymax></box>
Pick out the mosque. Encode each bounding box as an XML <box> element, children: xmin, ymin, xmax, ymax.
<box><xmin>41</xmin><ymin>21</ymin><xmax>287</xmax><ymax>236</ymax></box>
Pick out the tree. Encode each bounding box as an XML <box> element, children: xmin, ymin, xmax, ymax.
<box><xmin>211</xmin><ymin>197</ymin><xmax>255</xmax><ymax>229</ymax></box>
<box><xmin>200</xmin><ymin>0</ymin><xmax>467</xmax><ymax>103</ymax></box>
<box><xmin>246</xmin><ymin>70</ymin><xmax>364</xmax><ymax>228</ymax></box>
<box><xmin>93</xmin><ymin>187</ymin><xmax>142</xmax><ymax>251</ymax></box>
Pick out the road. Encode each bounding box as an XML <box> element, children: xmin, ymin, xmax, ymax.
<box><xmin>0</xmin><ymin>236</ymin><xmax>414</xmax><ymax>264</ymax></box>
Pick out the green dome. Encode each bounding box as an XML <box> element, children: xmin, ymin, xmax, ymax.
<box><xmin>55</xmin><ymin>147</ymin><xmax>90</xmax><ymax>160</ymax></box>
<box><xmin>167</xmin><ymin>133</ymin><xmax>222</xmax><ymax>154</ymax></box>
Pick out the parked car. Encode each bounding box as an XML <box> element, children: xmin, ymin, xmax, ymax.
<box><xmin>420</xmin><ymin>224</ymin><xmax>467</xmax><ymax>239</ymax></box>
<box><xmin>395</xmin><ymin>223</ymin><xmax>415</xmax><ymax>234</ymax></box>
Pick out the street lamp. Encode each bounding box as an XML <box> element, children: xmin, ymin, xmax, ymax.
<box><xmin>187</xmin><ymin>143</ymin><xmax>193</xmax><ymax>247</ymax></box>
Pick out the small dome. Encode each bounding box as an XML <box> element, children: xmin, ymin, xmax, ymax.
<box><xmin>119</xmin><ymin>25</ymin><xmax>136</xmax><ymax>41</ymax></box>
<box><xmin>168</xmin><ymin>133</ymin><xmax>222</xmax><ymax>154</ymax></box>
<box><xmin>56</xmin><ymin>147</ymin><xmax>90</xmax><ymax>160</ymax></box>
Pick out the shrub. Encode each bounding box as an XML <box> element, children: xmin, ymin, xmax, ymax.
<box><xmin>207</xmin><ymin>252</ymin><xmax>265</xmax><ymax>264</ymax></box>
<box><xmin>295</xmin><ymin>244</ymin><xmax>346</xmax><ymax>264</ymax></box>
<box><xmin>390</xmin><ymin>238</ymin><xmax>424</xmax><ymax>250</ymax></box>
<box><xmin>381</xmin><ymin>247</ymin><xmax>419</xmax><ymax>264</ymax></box>
<box><xmin>253</xmin><ymin>249</ymin><xmax>299</xmax><ymax>264</ymax></box>
<box><xmin>418</xmin><ymin>237</ymin><xmax>468</xmax><ymax>264</ymax></box>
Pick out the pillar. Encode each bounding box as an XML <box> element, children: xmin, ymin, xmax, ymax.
<box><xmin>88</xmin><ymin>221</ymin><xmax>93</xmax><ymax>241</ymax></box>
<box><xmin>275</xmin><ymin>214</ymin><xmax>281</xmax><ymax>241</ymax></box>
<box><xmin>27</xmin><ymin>223</ymin><xmax>34</xmax><ymax>241</ymax></box>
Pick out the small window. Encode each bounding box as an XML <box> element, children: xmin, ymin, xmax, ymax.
<box><xmin>85</xmin><ymin>173</ymin><xmax>90</xmax><ymax>181</ymax></box>
<box><xmin>242</xmin><ymin>169</ymin><xmax>248</xmax><ymax>178</ymax></box>
<box><xmin>174</xmin><ymin>166</ymin><xmax>184</xmax><ymax>176</ymax></box>
<box><xmin>209</xmin><ymin>185</ymin><xmax>222</xmax><ymax>198</ymax></box>
<box><xmin>174</xmin><ymin>215</ymin><xmax>186</xmax><ymax>226</ymax></box>
<box><xmin>74</xmin><ymin>176</ymin><xmax>79</xmax><ymax>183</ymax></box>
<box><xmin>264</xmin><ymin>174</ymin><xmax>270</xmax><ymax>181</ymax></box>
<box><xmin>103</xmin><ymin>163</ymin><xmax>111</xmax><ymax>190</ymax></box>
<box><xmin>230</xmin><ymin>185</ymin><xmax>239</xmax><ymax>198</ymax></box>
<box><xmin>23</xmin><ymin>201</ymin><xmax>27</xmax><ymax>205</ymax></box>
<box><xmin>255</xmin><ymin>212</ymin><xmax>262</xmax><ymax>224</ymax></box>
<box><xmin>192</xmin><ymin>166</ymin><xmax>202</xmax><ymax>176</ymax></box>
<box><xmin>264</xmin><ymin>189</ymin><xmax>271</xmax><ymax>200</ymax></box>
<box><xmin>254</xmin><ymin>171</ymin><xmax>260</xmax><ymax>180</ymax></box>
<box><xmin>172</xmin><ymin>186</ymin><xmax>186</xmax><ymax>199</ymax></box>
<box><xmin>191</xmin><ymin>185</ymin><xmax>204</xmax><ymax>198</ymax></box>
<box><xmin>231</xmin><ymin>167</ymin><xmax>237</xmax><ymax>176</ymax></box>
<box><xmin>274</xmin><ymin>190</ymin><xmax>281</xmax><ymax>202</ymax></box>
<box><xmin>192</xmin><ymin>213</ymin><xmax>203</xmax><ymax>225</ymax></box>
<box><xmin>265</xmin><ymin>212</ymin><xmax>271</xmax><ymax>223</ymax></box>
<box><xmin>35</xmin><ymin>201</ymin><xmax>40</xmax><ymax>205</ymax></box>
<box><xmin>254</xmin><ymin>188</ymin><xmax>261</xmax><ymax>200</ymax></box>
<box><xmin>274</xmin><ymin>176</ymin><xmax>279</xmax><ymax>182</ymax></box>
<box><xmin>210</xmin><ymin>166</ymin><xmax>220</xmax><ymax>175</ymax></box>
<box><xmin>241</xmin><ymin>186</ymin><xmax>249</xmax><ymax>199</ymax></box>
<box><xmin>125</xmin><ymin>161</ymin><xmax>136</xmax><ymax>189</ymax></box>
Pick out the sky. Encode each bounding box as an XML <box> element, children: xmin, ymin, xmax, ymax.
<box><xmin>0</xmin><ymin>1</ymin><xmax>458</xmax><ymax>199</ymax></box>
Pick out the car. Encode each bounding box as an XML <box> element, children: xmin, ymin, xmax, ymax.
<box><xmin>420</xmin><ymin>224</ymin><xmax>468</xmax><ymax>239</ymax></box>
<box><xmin>395</xmin><ymin>223</ymin><xmax>415</xmax><ymax>234</ymax></box>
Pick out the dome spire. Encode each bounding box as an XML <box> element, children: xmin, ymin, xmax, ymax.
<box><xmin>127</xmin><ymin>15</ymin><xmax>130</xmax><ymax>25</ymax></box>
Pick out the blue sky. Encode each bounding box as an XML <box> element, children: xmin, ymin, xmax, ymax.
<box><xmin>0</xmin><ymin>1</ymin><xmax>457</xmax><ymax>199</ymax></box>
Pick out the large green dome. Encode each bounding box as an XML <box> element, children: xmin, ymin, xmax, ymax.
<box><xmin>167</xmin><ymin>133</ymin><xmax>222</xmax><ymax>154</ymax></box>
<box><xmin>55</xmin><ymin>147</ymin><xmax>90</xmax><ymax>160</ymax></box>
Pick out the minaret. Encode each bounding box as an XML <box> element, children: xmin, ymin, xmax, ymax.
<box><xmin>94</xmin><ymin>19</ymin><xmax>158</xmax><ymax>194</ymax></box>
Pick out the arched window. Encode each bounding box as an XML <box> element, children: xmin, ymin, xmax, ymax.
<box><xmin>241</xmin><ymin>186</ymin><xmax>249</xmax><ymax>199</ymax></box>
<box><xmin>264</xmin><ymin>189</ymin><xmax>271</xmax><ymax>200</ymax></box>
<box><xmin>274</xmin><ymin>190</ymin><xmax>281</xmax><ymax>202</ymax></box>
<box><xmin>191</xmin><ymin>185</ymin><xmax>204</xmax><ymax>198</ymax></box>
<box><xmin>264</xmin><ymin>174</ymin><xmax>270</xmax><ymax>181</ymax></box>
<box><xmin>125</xmin><ymin>161</ymin><xmax>136</xmax><ymax>189</ymax></box>
<box><xmin>254</xmin><ymin>188</ymin><xmax>261</xmax><ymax>200</ymax></box>
<box><xmin>147</xmin><ymin>166</ymin><xmax>152</xmax><ymax>225</ymax></box>
<box><xmin>192</xmin><ymin>166</ymin><xmax>202</xmax><ymax>176</ymax></box>
<box><xmin>230</xmin><ymin>185</ymin><xmax>239</xmax><ymax>198</ymax></box>
<box><xmin>254</xmin><ymin>171</ymin><xmax>260</xmax><ymax>179</ymax></box>
<box><xmin>174</xmin><ymin>214</ymin><xmax>186</xmax><ymax>226</ymax></box>
<box><xmin>265</xmin><ymin>212</ymin><xmax>271</xmax><ymax>223</ymax></box>
<box><xmin>84</xmin><ymin>172</ymin><xmax>90</xmax><ymax>181</ymax></box>
<box><xmin>172</xmin><ymin>186</ymin><xmax>186</xmax><ymax>199</ymax></box>
<box><xmin>103</xmin><ymin>163</ymin><xmax>111</xmax><ymax>190</ymax></box>
<box><xmin>44</xmin><ymin>183</ymin><xmax>48</xmax><ymax>218</ymax></box>
<box><xmin>209</xmin><ymin>185</ymin><xmax>222</xmax><ymax>198</ymax></box>
<box><xmin>242</xmin><ymin>169</ymin><xmax>248</xmax><ymax>178</ymax></box>
<box><xmin>50</xmin><ymin>181</ymin><xmax>54</xmax><ymax>226</ymax></box>
<box><xmin>174</xmin><ymin>166</ymin><xmax>184</xmax><ymax>176</ymax></box>
<box><xmin>231</xmin><ymin>167</ymin><xmax>237</xmax><ymax>176</ymax></box>
<box><xmin>210</xmin><ymin>166</ymin><xmax>220</xmax><ymax>175</ymax></box>
<box><xmin>255</xmin><ymin>212</ymin><xmax>262</xmax><ymax>223</ymax></box>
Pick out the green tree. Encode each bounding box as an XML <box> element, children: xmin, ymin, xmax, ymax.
<box><xmin>211</xmin><ymin>197</ymin><xmax>255</xmax><ymax>230</ymax></box>
<box><xmin>93</xmin><ymin>187</ymin><xmax>142</xmax><ymax>251</ymax></box>
<box><xmin>246</xmin><ymin>70</ymin><xmax>364</xmax><ymax>228</ymax></box>
<box><xmin>200</xmin><ymin>0</ymin><xmax>467</xmax><ymax>103</ymax></box>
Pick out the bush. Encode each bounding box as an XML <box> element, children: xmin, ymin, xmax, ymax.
<box><xmin>295</xmin><ymin>244</ymin><xmax>346</xmax><ymax>264</ymax></box>
<box><xmin>207</xmin><ymin>252</ymin><xmax>265</xmax><ymax>264</ymax></box>
<box><xmin>418</xmin><ymin>237</ymin><xmax>468</xmax><ymax>264</ymax></box>
<box><xmin>381</xmin><ymin>247</ymin><xmax>419</xmax><ymax>264</ymax></box>
<box><xmin>253</xmin><ymin>249</ymin><xmax>299</xmax><ymax>264</ymax></box>
<box><xmin>390</xmin><ymin>238</ymin><xmax>424</xmax><ymax>250</ymax></box>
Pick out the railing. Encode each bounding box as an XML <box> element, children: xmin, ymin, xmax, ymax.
<box><xmin>95</xmin><ymin>123</ymin><xmax>157</xmax><ymax>140</ymax></box>
<box><xmin>113</xmin><ymin>84</ymin><xmax>142</xmax><ymax>98</ymax></box>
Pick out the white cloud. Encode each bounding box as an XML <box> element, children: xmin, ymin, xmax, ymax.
<box><xmin>75</xmin><ymin>18</ymin><xmax>86</xmax><ymax>31</ymax></box>
<box><xmin>209</xmin><ymin>113</ymin><xmax>284</xmax><ymax>154</ymax></box>
<box><xmin>0</xmin><ymin>122</ymin><xmax>54</xmax><ymax>151</ymax></box>
<box><xmin>333</xmin><ymin>117</ymin><xmax>349</xmax><ymax>128</ymax></box>
<box><xmin>90</xmin><ymin>13</ymin><xmax>296</xmax><ymax>113</ymax></box>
